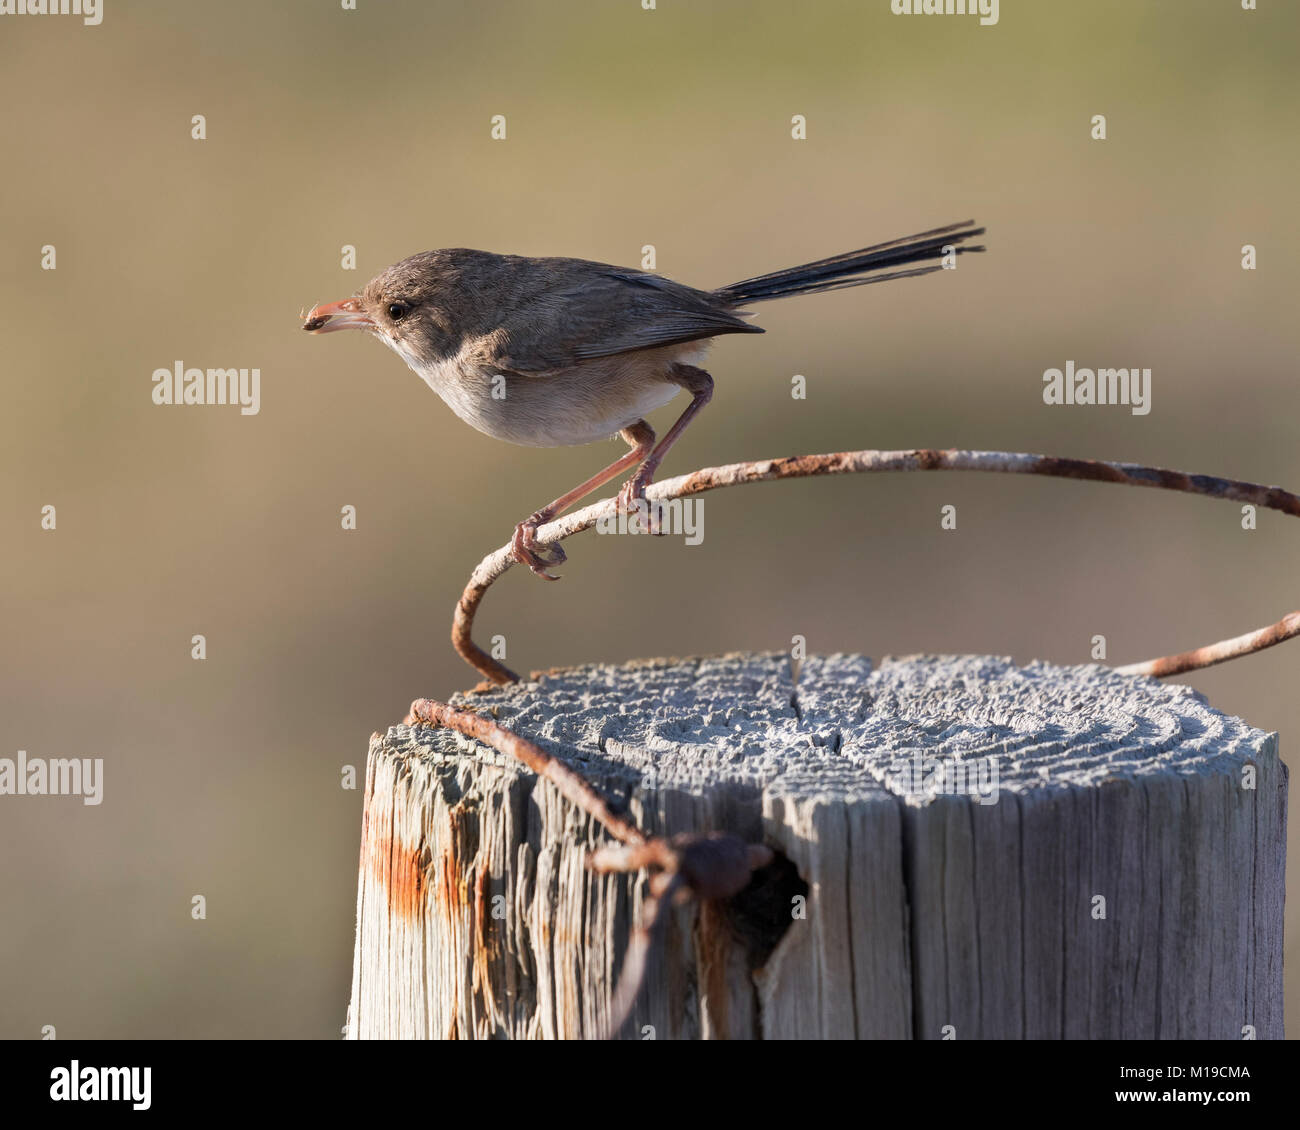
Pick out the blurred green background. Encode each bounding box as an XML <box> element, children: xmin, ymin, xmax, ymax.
<box><xmin>1</xmin><ymin>0</ymin><xmax>1296</xmax><ymax>1037</ymax></box>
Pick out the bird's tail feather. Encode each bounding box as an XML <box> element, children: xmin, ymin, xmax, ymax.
<box><xmin>714</xmin><ymin>220</ymin><xmax>985</xmax><ymax>305</ymax></box>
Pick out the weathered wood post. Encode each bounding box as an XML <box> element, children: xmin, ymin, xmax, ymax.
<box><xmin>346</xmin><ymin>653</ymin><xmax>1286</xmax><ymax>1039</ymax></box>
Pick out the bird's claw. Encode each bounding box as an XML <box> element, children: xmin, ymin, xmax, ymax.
<box><xmin>617</xmin><ymin>476</ymin><xmax>662</xmax><ymax>535</ymax></box>
<box><xmin>512</xmin><ymin>518</ymin><xmax>567</xmax><ymax>580</ymax></box>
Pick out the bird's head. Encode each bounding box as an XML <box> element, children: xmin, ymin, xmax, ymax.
<box><xmin>302</xmin><ymin>251</ymin><xmax>460</xmax><ymax>366</ymax></box>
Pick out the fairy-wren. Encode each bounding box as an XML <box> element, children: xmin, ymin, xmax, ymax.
<box><xmin>303</xmin><ymin>220</ymin><xmax>984</xmax><ymax>577</ymax></box>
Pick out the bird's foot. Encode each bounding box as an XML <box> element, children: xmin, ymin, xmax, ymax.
<box><xmin>617</xmin><ymin>471</ymin><xmax>662</xmax><ymax>535</ymax></box>
<box><xmin>511</xmin><ymin>514</ymin><xmax>567</xmax><ymax>580</ymax></box>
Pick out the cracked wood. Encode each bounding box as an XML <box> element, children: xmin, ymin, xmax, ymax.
<box><xmin>347</xmin><ymin>652</ymin><xmax>1286</xmax><ymax>1039</ymax></box>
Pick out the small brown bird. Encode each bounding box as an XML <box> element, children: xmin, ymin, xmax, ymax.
<box><xmin>304</xmin><ymin>220</ymin><xmax>984</xmax><ymax>578</ymax></box>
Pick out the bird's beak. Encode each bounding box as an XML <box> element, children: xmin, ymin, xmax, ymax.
<box><xmin>302</xmin><ymin>298</ymin><xmax>376</xmax><ymax>334</ymax></box>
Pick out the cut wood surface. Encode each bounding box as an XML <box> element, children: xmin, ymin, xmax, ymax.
<box><xmin>347</xmin><ymin>653</ymin><xmax>1287</xmax><ymax>1040</ymax></box>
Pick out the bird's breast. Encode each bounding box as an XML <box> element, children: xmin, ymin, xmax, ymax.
<box><xmin>407</xmin><ymin>349</ymin><xmax>693</xmax><ymax>448</ymax></box>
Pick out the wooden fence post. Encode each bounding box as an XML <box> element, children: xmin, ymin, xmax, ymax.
<box><xmin>346</xmin><ymin>653</ymin><xmax>1286</xmax><ymax>1039</ymax></box>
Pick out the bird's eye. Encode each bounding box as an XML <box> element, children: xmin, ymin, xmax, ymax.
<box><xmin>387</xmin><ymin>301</ymin><xmax>410</xmax><ymax>321</ymax></box>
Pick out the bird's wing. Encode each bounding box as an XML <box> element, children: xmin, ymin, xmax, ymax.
<box><xmin>482</xmin><ymin>264</ymin><xmax>763</xmax><ymax>374</ymax></box>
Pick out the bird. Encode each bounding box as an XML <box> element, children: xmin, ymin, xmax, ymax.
<box><xmin>303</xmin><ymin>220</ymin><xmax>985</xmax><ymax>578</ymax></box>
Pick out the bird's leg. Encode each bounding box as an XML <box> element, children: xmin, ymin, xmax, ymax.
<box><xmin>617</xmin><ymin>364</ymin><xmax>713</xmax><ymax>535</ymax></box>
<box><xmin>512</xmin><ymin>420</ymin><xmax>655</xmax><ymax>580</ymax></box>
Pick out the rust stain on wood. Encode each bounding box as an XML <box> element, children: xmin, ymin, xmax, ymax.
<box><xmin>376</xmin><ymin>841</ymin><xmax>430</xmax><ymax>920</ymax></box>
<box><xmin>697</xmin><ymin>900</ymin><xmax>733</xmax><ymax>1039</ymax></box>
<box><xmin>436</xmin><ymin>844</ymin><xmax>469</xmax><ymax>916</ymax></box>
<box><xmin>364</xmin><ymin>804</ymin><xmax>477</xmax><ymax>922</ymax></box>
<box><xmin>471</xmin><ymin>867</ymin><xmax>499</xmax><ymax>1017</ymax></box>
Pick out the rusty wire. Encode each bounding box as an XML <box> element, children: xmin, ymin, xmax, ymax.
<box><xmin>403</xmin><ymin>697</ymin><xmax>772</xmax><ymax>1039</ymax></box>
<box><xmin>452</xmin><ymin>447</ymin><xmax>1300</xmax><ymax>684</ymax></box>
<box><xmin>416</xmin><ymin>445</ymin><xmax>1300</xmax><ymax>1038</ymax></box>
<box><xmin>406</xmin><ymin>697</ymin><xmax>647</xmax><ymax>848</ymax></box>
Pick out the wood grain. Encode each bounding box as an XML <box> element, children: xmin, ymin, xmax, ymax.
<box><xmin>347</xmin><ymin>653</ymin><xmax>1286</xmax><ymax>1039</ymax></box>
